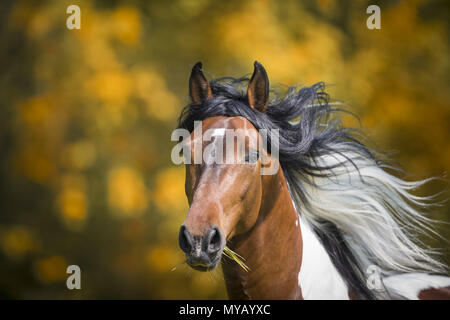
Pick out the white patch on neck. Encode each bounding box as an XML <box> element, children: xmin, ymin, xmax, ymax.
<box><xmin>298</xmin><ymin>217</ymin><xmax>349</xmax><ymax>300</ymax></box>
<box><xmin>383</xmin><ymin>273</ymin><xmax>450</xmax><ymax>300</ymax></box>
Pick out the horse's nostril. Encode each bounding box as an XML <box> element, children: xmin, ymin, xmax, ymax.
<box><xmin>180</xmin><ymin>225</ymin><xmax>223</xmax><ymax>259</ymax></box>
<box><xmin>178</xmin><ymin>225</ymin><xmax>192</xmax><ymax>253</ymax></box>
<box><xmin>207</xmin><ymin>227</ymin><xmax>223</xmax><ymax>253</ymax></box>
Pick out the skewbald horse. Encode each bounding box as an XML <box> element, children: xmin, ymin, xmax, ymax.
<box><xmin>176</xmin><ymin>61</ymin><xmax>450</xmax><ymax>299</ymax></box>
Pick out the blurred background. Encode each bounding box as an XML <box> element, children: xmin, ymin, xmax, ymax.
<box><xmin>0</xmin><ymin>0</ymin><xmax>449</xmax><ymax>299</ymax></box>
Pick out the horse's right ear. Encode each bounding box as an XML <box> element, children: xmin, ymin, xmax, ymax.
<box><xmin>189</xmin><ymin>62</ymin><xmax>212</xmax><ymax>105</ymax></box>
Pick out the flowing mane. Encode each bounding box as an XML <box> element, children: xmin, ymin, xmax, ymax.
<box><xmin>177</xmin><ymin>75</ymin><xmax>448</xmax><ymax>299</ymax></box>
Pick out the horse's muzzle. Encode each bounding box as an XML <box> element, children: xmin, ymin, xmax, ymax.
<box><xmin>178</xmin><ymin>225</ymin><xmax>224</xmax><ymax>271</ymax></box>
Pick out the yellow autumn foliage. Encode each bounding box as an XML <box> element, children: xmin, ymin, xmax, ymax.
<box><xmin>0</xmin><ymin>0</ymin><xmax>448</xmax><ymax>300</ymax></box>
<box><xmin>1</xmin><ymin>226</ymin><xmax>37</xmax><ymax>260</ymax></box>
<box><xmin>153</xmin><ymin>167</ymin><xmax>188</xmax><ymax>215</ymax></box>
<box><xmin>108</xmin><ymin>167</ymin><xmax>149</xmax><ymax>216</ymax></box>
<box><xmin>35</xmin><ymin>256</ymin><xmax>68</xmax><ymax>283</ymax></box>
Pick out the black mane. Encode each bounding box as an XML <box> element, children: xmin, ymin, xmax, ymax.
<box><xmin>177</xmin><ymin>76</ymin><xmax>377</xmax><ymax>299</ymax></box>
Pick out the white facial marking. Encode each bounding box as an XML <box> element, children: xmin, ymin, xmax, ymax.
<box><xmin>210</xmin><ymin>128</ymin><xmax>226</xmax><ymax>137</ymax></box>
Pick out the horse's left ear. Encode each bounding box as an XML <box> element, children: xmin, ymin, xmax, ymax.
<box><xmin>247</xmin><ymin>61</ymin><xmax>269</xmax><ymax>112</ymax></box>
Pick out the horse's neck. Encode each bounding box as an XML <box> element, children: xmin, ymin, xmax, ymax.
<box><xmin>297</xmin><ymin>217</ymin><xmax>350</xmax><ymax>299</ymax></box>
<box><xmin>221</xmin><ymin>171</ymin><xmax>303</xmax><ymax>299</ymax></box>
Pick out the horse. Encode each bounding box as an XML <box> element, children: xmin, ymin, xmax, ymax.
<box><xmin>175</xmin><ymin>61</ymin><xmax>450</xmax><ymax>299</ymax></box>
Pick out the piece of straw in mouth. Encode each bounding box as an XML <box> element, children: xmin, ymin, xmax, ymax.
<box><xmin>223</xmin><ymin>246</ymin><xmax>250</xmax><ymax>272</ymax></box>
<box><xmin>170</xmin><ymin>260</ymin><xmax>187</xmax><ymax>272</ymax></box>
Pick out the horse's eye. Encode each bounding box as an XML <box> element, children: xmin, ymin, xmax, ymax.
<box><xmin>244</xmin><ymin>150</ymin><xmax>259</xmax><ymax>164</ymax></box>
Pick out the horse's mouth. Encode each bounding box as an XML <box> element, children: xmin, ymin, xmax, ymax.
<box><xmin>190</xmin><ymin>264</ymin><xmax>216</xmax><ymax>272</ymax></box>
<box><xmin>186</xmin><ymin>255</ymin><xmax>221</xmax><ymax>272</ymax></box>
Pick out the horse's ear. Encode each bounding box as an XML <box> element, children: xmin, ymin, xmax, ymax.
<box><xmin>247</xmin><ymin>61</ymin><xmax>269</xmax><ymax>112</ymax></box>
<box><xmin>189</xmin><ymin>62</ymin><xmax>212</xmax><ymax>105</ymax></box>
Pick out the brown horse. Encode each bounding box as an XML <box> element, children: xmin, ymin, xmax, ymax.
<box><xmin>175</xmin><ymin>61</ymin><xmax>450</xmax><ymax>299</ymax></box>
